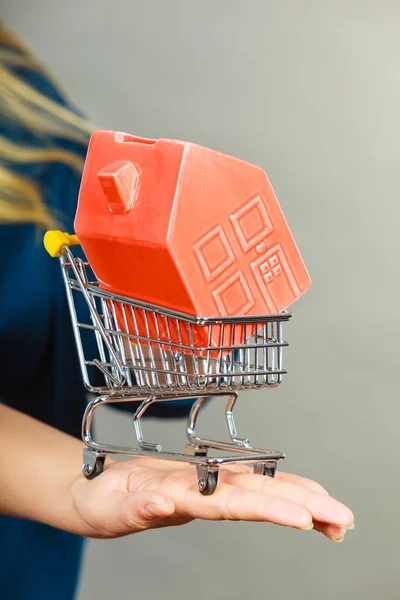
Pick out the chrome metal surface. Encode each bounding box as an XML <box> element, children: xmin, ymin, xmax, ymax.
<box><xmin>60</xmin><ymin>247</ymin><xmax>291</xmax><ymax>396</ymax></box>
<box><xmin>57</xmin><ymin>246</ymin><xmax>291</xmax><ymax>491</ymax></box>
<box><xmin>81</xmin><ymin>392</ymin><xmax>285</xmax><ymax>472</ymax></box>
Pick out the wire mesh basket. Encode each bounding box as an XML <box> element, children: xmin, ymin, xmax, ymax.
<box><xmin>46</xmin><ymin>232</ymin><xmax>292</xmax><ymax>495</ymax></box>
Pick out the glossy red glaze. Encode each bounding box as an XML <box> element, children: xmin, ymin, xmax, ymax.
<box><xmin>75</xmin><ymin>130</ymin><xmax>310</xmax><ymax>352</ymax></box>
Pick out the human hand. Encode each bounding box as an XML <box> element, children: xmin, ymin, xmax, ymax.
<box><xmin>71</xmin><ymin>458</ymin><xmax>354</xmax><ymax>542</ymax></box>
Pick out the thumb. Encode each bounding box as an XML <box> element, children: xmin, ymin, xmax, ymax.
<box><xmin>118</xmin><ymin>490</ymin><xmax>176</xmax><ymax>533</ymax></box>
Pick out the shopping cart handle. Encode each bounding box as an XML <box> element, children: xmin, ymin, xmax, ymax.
<box><xmin>44</xmin><ymin>230</ymin><xmax>80</xmax><ymax>257</ymax></box>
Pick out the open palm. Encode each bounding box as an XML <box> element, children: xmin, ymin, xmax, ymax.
<box><xmin>72</xmin><ymin>458</ymin><xmax>354</xmax><ymax>542</ymax></box>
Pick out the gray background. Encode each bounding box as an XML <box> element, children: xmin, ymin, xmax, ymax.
<box><xmin>2</xmin><ymin>1</ymin><xmax>399</xmax><ymax>598</ymax></box>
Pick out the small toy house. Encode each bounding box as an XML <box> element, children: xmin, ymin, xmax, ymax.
<box><xmin>75</xmin><ymin>130</ymin><xmax>310</xmax><ymax>350</ymax></box>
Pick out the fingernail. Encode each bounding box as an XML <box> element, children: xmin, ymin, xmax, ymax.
<box><xmin>331</xmin><ymin>536</ymin><xmax>345</xmax><ymax>543</ymax></box>
<box><xmin>347</xmin><ymin>522</ymin><xmax>355</xmax><ymax>531</ymax></box>
<box><xmin>144</xmin><ymin>503</ymin><xmax>171</xmax><ymax>518</ymax></box>
<box><xmin>301</xmin><ymin>522</ymin><xmax>314</xmax><ymax>531</ymax></box>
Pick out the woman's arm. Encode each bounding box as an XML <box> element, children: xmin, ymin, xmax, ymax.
<box><xmin>0</xmin><ymin>403</ymin><xmax>354</xmax><ymax>541</ymax></box>
<box><xmin>0</xmin><ymin>403</ymin><xmax>98</xmax><ymax>536</ymax></box>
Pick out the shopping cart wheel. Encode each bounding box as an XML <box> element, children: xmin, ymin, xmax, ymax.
<box><xmin>82</xmin><ymin>455</ymin><xmax>105</xmax><ymax>480</ymax></box>
<box><xmin>196</xmin><ymin>465</ymin><xmax>219</xmax><ymax>496</ymax></box>
<box><xmin>198</xmin><ymin>472</ymin><xmax>218</xmax><ymax>496</ymax></box>
<box><xmin>253</xmin><ymin>461</ymin><xmax>277</xmax><ymax>478</ymax></box>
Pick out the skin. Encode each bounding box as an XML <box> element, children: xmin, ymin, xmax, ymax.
<box><xmin>0</xmin><ymin>404</ymin><xmax>354</xmax><ymax>542</ymax></box>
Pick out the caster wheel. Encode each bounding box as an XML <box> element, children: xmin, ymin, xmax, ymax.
<box><xmin>198</xmin><ymin>471</ymin><xmax>219</xmax><ymax>496</ymax></box>
<box><xmin>263</xmin><ymin>464</ymin><xmax>276</xmax><ymax>478</ymax></box>
<box><xmin>254</xmin><ymin>461</ymin><xmax>277</xmax><ymax>479</ymax></box>
<box><xmin>83</xmin><ymin>456</ymin><xmax>105</xmax><ymax>480</ymax></box>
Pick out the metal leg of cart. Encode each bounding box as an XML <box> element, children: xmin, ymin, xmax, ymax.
<box><xmin>185</xmin><ymin>392</ymin><xmax>281</xmax><ymax>491</ymax></box>
<box><xmin>81</xmin><ymin>393</ymin><xmax>163</xmax><ymax>478</ymax></box>
<box><xmin>80</xmin><ymin>392</ymin><xmax>284</xmax><ymax>495</ymax></box>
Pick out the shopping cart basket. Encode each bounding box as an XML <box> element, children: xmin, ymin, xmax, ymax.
<box><xmin>44</xmin><ymin>231</ymin><xmax>292</xmax><ymax>495</ymax></box>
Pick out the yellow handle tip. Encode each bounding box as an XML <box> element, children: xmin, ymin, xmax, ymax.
<box><xmin>44</xmin><ymin>230</ymin><xmax>80</xmax><ymax>257</ymax></box>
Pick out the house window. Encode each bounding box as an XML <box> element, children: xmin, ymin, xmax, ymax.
<box><xmin>230</xmin><ymin>195</ymin><xmax>273</xmax><ymax>252</ymax></box>
<box><xmin>193</xmin><ymin>225</ymin><xmax>235</xmax><ymax>283</ymax></box>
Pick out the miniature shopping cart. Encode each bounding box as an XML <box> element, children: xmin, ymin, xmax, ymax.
<box><xmin>45</xmin><ymin>231</ymin><xmax>292</xmax><ymax>495</ymax></box>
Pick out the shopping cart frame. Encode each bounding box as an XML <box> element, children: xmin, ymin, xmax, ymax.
<box><xmin>45</xmin><ymin>231</ymin><xmax>292</xmax><ymax>495</ymax></box>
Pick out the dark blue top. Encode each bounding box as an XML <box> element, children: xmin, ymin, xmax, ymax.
<box><xmin>0</xmin><ymin>59</ymin><xmax>193</xmax><ymax>599</ymax></box>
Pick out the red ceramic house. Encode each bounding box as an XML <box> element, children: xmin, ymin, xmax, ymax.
<box><xmin>75</xmin><ymin>130</ymin><xmax>311</xmax><ymax>351</ymax></box>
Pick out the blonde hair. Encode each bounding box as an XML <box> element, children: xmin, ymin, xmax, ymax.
<box><xmin>0</xmin><ymin>22</ymin><xmax>95</xmax><ymax>228</ymax></box>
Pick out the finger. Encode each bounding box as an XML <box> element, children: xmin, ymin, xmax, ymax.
<box><xmin>274</xmin><ymin>471</ymin><xmax>329</xmax><ymax>496</ymax></box>
<box><xmin>118</xmin><ymin>490</ymin><xmax>176</xmax><ymax>533</ymax></box>
<box><xmin>135</xmin><ymin>468</ymin><xmax>314</xmax><ymax>528</ymax></box>
<box><xmin>122</xmin><ymin>461</ymin><xmax>335</xmax><ymax>529</ymax></box>
<box><xmin>171</xmin><ymin>482</ymin><xmax>314</xmax><ymax>529</ymax></box>
<box><xmin>221</xmin><ymin>471</ymin><xmax>354</xmax><ymax>529</ymax></box>
<box><xmin>207</xmin><ymin>464</ymin><xmax>330</xmax><ymax>496</ymax></box>
<box><xmin>313</xmin><ymin>522</ymin><xmax>347</xmax><ymax>542</ymax></box>
<box><xmin>118</xmin><ymin>460</ymin><xmax>350</xmax><ymax>530</ymax></box>
<box><xmin>119</xmin><ymin>461</ymin><xmax>345</xmax><ymax>532</ymax></box>
<box><xmin>129</xmin><ymin>460</ymin><xmax>329</xmax><ymax>497</ymax></box>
